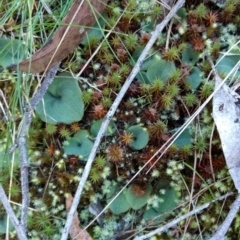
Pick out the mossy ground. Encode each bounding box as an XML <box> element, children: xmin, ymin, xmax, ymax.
<box><xmin>0</xmin><ymin>0</ymin><xmax>240</xmax><ymax>239</ymax></box>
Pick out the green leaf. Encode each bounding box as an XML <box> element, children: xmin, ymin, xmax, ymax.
<box><xmin>153</xmin><ymin>188</ymin><xmax>178</xmax><ymax>214</ymax></box>
<box><xmin>0</xmin><ymin>214</ymin><xmax>14</xmax><ymax>233</ymax></box>
<box><xmin>141</xmin><ymin>20</ymin><xmax>156</xmax><ymax>32</ymax></box>
<box><xmin>141</xmin><ymin>54</ymin><xmax>161</xmax><ymax>71</ymax></box>
<box><xmin>144</xmin><ymin>187</ymin><xmax>179</xmax><ymax>222</ymax></box>
<box><xmin>63</xmin><ymin>130</ymin><xmax>93</xmax><ymax>161</ymax></box>
<box><xmin>174</xmin><ymin>128</ymin><xmax>191</xmax><ymax>148</ymax></box>
<box><xmin>0</xmin><ymin>151</ymin><xmax>13</xmax><ymax>169</ymax></box>
<box><xmin>125</xmin><ymin>183</ymin><xmax>152</xmax><ymax>210</ymax></box>
<box><xmin>176</xmin><ymin>8</ymin><xmax>187</xmax><ymax>20</ymax></box>
<box><xmin>143</xmin><ymin>208</ymin><xmax>160</xmax><ymax>221</ymax></box>
<box><xmin>90</xmin><ymin>119</ymin><xmax>117</xmax><ymax>138</ymax></box>
<box><xmin>210</xmin><ymin>0</ymin><xmax>226</xmax><ymax>8</ymax></box>
<box><xmin>0</xmin><ymin>147</ymin><xmax>19</xmax><ymax>169</ymax></box>
<box><xmin>147</xmin><ymin>59</ymin><xmax>176</xmax><ymax>82</ymax></box>
<box><xmin>127</xmin><ymin>125</ymin><xmax>149</xmax><ymax>150</ymax></box>
<box><xmin>36</xmin><ymin>72</ymin><xmax>84</xmax><ymax>124</ymax></box>
<box><xmin>182</xmin><ymin>44</ymin><xmax>199</xmax><ymax>65</ymax></box>
<box><xmin>131</xmin><ymin>47</ymin><xmax>160</xmax><ymax>70</ymax></box>
<box><xmin>216</xmin><ymin>53</ymin><xmax>240</xmax><ymax>78</ymax></box>
<box><xmin>131</xmin><ymin>46</ymin><xmax>145</xmax><ymax>64</ymax></box>
<box><xmin>108</xmin><ymin>190</ymin><xmax>131</xmax><ymax>215</ymax></box>
<box><xmin>81</xmin><ymin>13</ymin><xmax>106</xmax><ymax>46</ymax></box>
<box><xmin>0</xmin><ymin>38</ymin><xmax>26</xmax><ymax>68</ymax></box>
<box><xmin>185</xmin><ymin>67</ymin><xmax>202</xmax><ymax>90</ymax></box>
<box><xmin>136</xmin><ymin>71</ymin><xmax>150</xmax><ymax>83</ymax></box>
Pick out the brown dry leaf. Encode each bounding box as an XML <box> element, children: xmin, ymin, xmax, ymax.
<box><xmin>212</xmin><ymin>72</ymin><xmax>240</xmax><ymax>193</ymax></box>
<box><xmin>66</xmin><ymin>194</ymin><xmax>93</xmax><ymax>240</ymax></box>
<box><xmin>9</xmin><ymin>0</ymin><xmax>109</xmax><ymax>73</ymax></box>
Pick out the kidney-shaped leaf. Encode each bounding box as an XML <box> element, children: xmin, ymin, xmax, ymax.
<box><xmin>143</xmin><ymin>208</ymin><xmax>159</xmax><ymax>221</ymax></box>
<box><xmin>108</xmin><ymin>190</ymin><xmax>131</xmax><ymax>215</ymax></box>
<box><xmin>181</xmin><ymin>44</ymin><xmax>199</xmax><ymax>65</ymax></box>
<box><xmin>126</xmin><ymin>183</ymin><xmax>152</xmax><ymax>210</ymax></box>
<box><xmin>147</xmin><ymin>59</ymin><xmax>176</xmax><ymax>82</ymax></box>
<box><xmin>184</xmin><ymin>67</ymin><xmax>202</xmax><ymax>90</ymax></box>
<box><xmin>153</xmin><ymin>188</ymin><xmax>178</xmax><ymax>214</ymax></box>
<box><xmin>90</xmin><ymin>119</ymin><xmax>117</xmax><ymax>138</ymax></box>
<box><xmin>36</xmin><ymin>72</ymin><xmax>84</xmax><ymax>124</ymax></box>
<box><xmin>174</xmin><ymin>127</ymin><xmax>191</xmax><ymax>148</ymax></box>
<box><xmin>216</xmin><ymin>53</ymin><xmax>240</xmax><ymax>78</ymax></box>
<box><xmin>143</xmin><ymin>187</ymin><xmax>178</xmax><ymax>222</ymax></box>
<box><xmin>127</xmin><ymin>125</ymin><xmax>149</xmax><ymax>150</ymax></box>
<box><xmin>0</xmin><ymin>214</ymin><xmax>14</xmax><ymax>233</ymax></box>
<box><xmin>0</xmin><ymin>38</ymin><xmax>26</xmax><ymax>68</ymax></box>
<box><xmin>63</xmin><ymin>130</ymin><xmax>93</xmax><ymax>161</ymax></box>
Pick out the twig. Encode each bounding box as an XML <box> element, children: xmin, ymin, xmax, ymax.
<box><xmin>133</xmin><ymin>192</ymin><xmax>233</xmax><ymax>240</ymax></box>
<box><xmin>208</xmin><ymin>194</ymin><xmax>240</xmax><ymax>240</ymax></box>
<box><xmin>18</xmin><ymin>64</ymin><xmax>60</xmax><ymax>232</ymax></box>
<box><xmin>0</xmin><ymin>186</ymin><xmax>27</xmax><ymax>240</ymax></box>
<box><xmin>60</xmin><ymin>1</ymin><xmax>185</xmax><ymax>239</ymax></box>
<box><xmin>5</xmin><ymin>64</ymin><xmax>59</xmax><ymax>235</ymax></box>
<box><xmin>30</xmin><ymin>65</ymin><xmax>60</xmax><ymax>108</ymax></box>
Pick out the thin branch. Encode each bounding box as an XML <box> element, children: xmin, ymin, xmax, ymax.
<box><xmin>209</xmin><ymin>194</ymin><xmax>240</xmax><ymax>240</ymax></box>
<box><xmin>5</xmin><ymin>64</ymin><xmax>59</xmax><ymax>235</ymax></box>
<box><xmin>60</xmin><ymin>1</ymin><xmax>185</xmax><ymax>239</ymax></box>
<box><xmin>133</xmin><ymin>192</ymin><xmax>233</xmax><ymax>240</ymax></box>
<box><xmin>0</xmin><ymin>186</ymin><xmax>27</xmax><ymax>240</ymax></box>
<box><xmin>18</xmin><ymin>64</ymin><xmax>60</xmax><ymax>232</ymax></box>
<box><xmin>30</xmin><ymin>64</ymin><xmax>60</xmax><ymax>108</ymax></box>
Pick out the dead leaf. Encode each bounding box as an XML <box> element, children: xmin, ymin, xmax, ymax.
<box><xmin>9</xmin><ymin>0</ymin><xmax>109</xmax><ymax>73</ymax></box>
<box><xmin>212</xmin><ymin>68</ymin><xmax>240</xmax><ymax>193</ymax></box>
<box><xmin>89</xmin><ymin>200</ymin><xmax>104</xmax><ymax>225</ymax></box>
<box><xmin>66</xmin><ymin>194</ymin><xmax>93</xmax><ymax>240</ymax></box>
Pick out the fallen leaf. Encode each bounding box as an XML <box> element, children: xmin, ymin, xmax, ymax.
<box><xmin>212</xmin><ymin>66</ymin><xmax>240</xmax><ymax>193</ymax></box>
<box><xmin>9</xmin><ymin>0</ymin><xmax>109</xmax><ymax>73</ymax></box>
<box><xmin>66</xmin><ymin>194</ymin><xmax>93</xmax><ymax>240</ymax></box>
<box><xmin>89</xmin><ymin>200</ymin><xmax>104</xmax><ymax>225</ymax></box>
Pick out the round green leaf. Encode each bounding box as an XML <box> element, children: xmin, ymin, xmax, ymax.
<box><xmin>131</xmin><ymin>47</ymin><xmax>160</xmax><ymax>71</ymax></box>
<box><xmin>36</xmin><ymin>72</ymin><xmax>84</xmax><ymax>124</ymax></box>
<box><xmin>147</xmin><ymin>59</ymin><xmax>176</xmax><ymax>82</ymax></box>
<box><xmin>136</xmin><ymin>71</ymin><xmax>150</xmax><ymax>83</ymax></box>
<box><xmin>126</xmin><ymin>183</ymin><xmax>152</xmax><ymax>210</ymax></box>
<box><xmin>131</xmin><ymin>46</ymin><xmax>144</xmax><ymax>64</ymax></box>
<box><xmin>144</xmin><ymin>187</ymin><xmax>179</xmax><ymax>223</ymax></box>
<box><xmin>185</xmin><ymin>67</ymin><xmax>202</xmax><ymax>90</ymax></box>
<box><xmin>153</xmin><ymin>188</ymin><xmax>178</xmax><ymax>214</ymax></box>
<box><xmin>216</xmin><ymin>53</ymin><xmax>240</xmax><ymax>78</ymax></box>
<box><xmin>0</xmin><ymin>38</ymin><xmax>26</xmax><ymax>68</ymax></box>
<box><xmin>143</xmin><ymin>208</ymin><xmax>160</xmax><ymax>221</ymax></box>
<box><xmin>181</xmin><ymin>44</ymin><xmax>199</xmax><ymax>65</ymax></box>
<box><xmin>127</xmin><ymin>125</ymin><xmax>149</xmax><ymax>150</ymax></box>
<box><xmin>0</xmin><ymin>214</ymin><xmax>14</xmax><ymax>233</ymax></box>
<box><xmin>141</xmin><ymin>54</ymin><xmax>161</xmax><ymax>71</ymax></box>
<box><xmin>108</xmin><ymin>190</ymin><xmax>131</xmax><ymax>215</ymax></box>
<box><xmin>63</xmin><ymin>130</ymin><xmax>93</xmax><ymax>161</ymax></box>
<box><xmin>90</xmin><ymin>119</ymin><xmax>117</xmax><ymax>138</ymax></box>
<box><xmin>176</xmin><ymin>7</ymin><xmax>187</xmax><ymax>20</ymax></box>
<box><xmin>174</xmin><ymin>128</ymin><xmax>191</xmax><ymax>148</ymax></box>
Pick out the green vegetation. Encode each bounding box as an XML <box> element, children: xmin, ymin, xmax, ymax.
<box><xmin>1</xmin><ymin>0</ymin><xmax>240</xmax><ymax>239</ymax></box>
